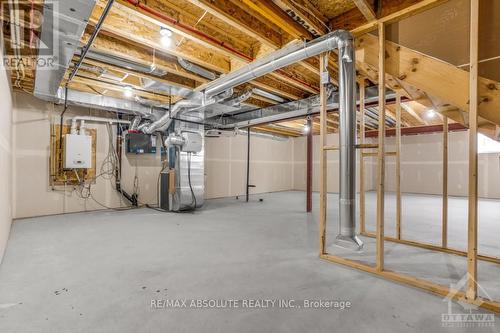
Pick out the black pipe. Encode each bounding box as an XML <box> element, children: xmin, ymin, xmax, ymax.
<box><xmin>115</xmin><ymin>117</ymin><xmax>138</xmax><ymax>206</ymax></box>
<box><xmin>58</xmin><ymin>84</ymin><xmax>69</xmax><ymax>171</ymax></box>
<box><xmin>67</xmin><ymin>0</ymin><xmax>115</xmax><ymax>83</ymax></box>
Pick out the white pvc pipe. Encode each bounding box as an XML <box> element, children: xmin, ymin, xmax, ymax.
<box><xmin>70</xmin><ymin>116</ymin><xmax>131</xmax><ymax>135</ymax></box>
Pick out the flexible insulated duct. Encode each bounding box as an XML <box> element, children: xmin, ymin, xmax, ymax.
<box><xmin>130</xmin><ymin>116</ymin><xmax>142</xmax><ymax>131</ymax></box>
<box><xmin>141</xmin><ymin>89</ymin><xmax>233</xmax><ymax>134</ymax></box>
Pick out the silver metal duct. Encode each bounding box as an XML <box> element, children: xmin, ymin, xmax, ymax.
<box><xmin>223</xmin><ymin>88</ymin><xmax>254</xmax><ymax>107</ymax></box>
<box><xmin>336</xmin><ymin>40</ymin><xmax>363</xmax><ymax>250</ymax></box>
<box><xmin>166</xmin><ymin>112</ymin><xmax>205</xmax><ymax>211</ymax></box>
<box><xmin>134</xmin><ymin>96</ymin><xmax>170</xmax><ymax>109</ymax></box>
<box><xmin>130</xmin><ymin>116</ymin><xmax>142</xmax><ymax>131</ymax></box>
<box><xmin>218</xmin><ymin>86</ymin><xmax>395</xmax><ymax>129</ymax></box>
<box><xmin>178</xmin><ymin>57</ymin><xmax>217</xmax><ymax>80</ymax></box>
<box><xmin>201</xmin><ymin>30</ymin><xmax>353</xmax><ymax>97</ymax></box>
<box><xmin>142</xmin><ymin>31</ymin><xmax>353</xmax><ymax>135</ymax></box>
<box><xmin>237</xmin><ymin>129</ymin><xmax>289</xmax><ymax>142</ymax></box>
<box><xmin>140</xmin><ymin>30</ymin><xmax>362</xmax><ymax>244</ymax></box>
<box><xmin>85</xmin><ymin>48</ymin><xmax>167</xmax><ymax>77</ymax></box>
<box><xmin>33</xmin><ymin>0</ymin><xmax>97</xmax><ymax>101</ymax></box>
<box><xmin>252</xmin><ymin>88</ymin><xmax>287</xmax><ymax>103</ymax></box>
<box><xmin>140</xmin><ymin>77</ymin><xmax>194</xmax><ymax>98</ymax></box>
<box><xmin>218</xmin><ymin>85</ymin><xmax>337</xmax><ymax>128</ymax></box>
<box><xmin>202</xmin><ymin>30</ymin><xmax>363</xmax><ymax>249</ymax></box>
<box><xmin>68</xmin><ymin>0</ymin><xmax>115</xmax><ymax>83</ymax></box>
<box><xmin>205</xmin><ymin>129</ymin><xmax>289</xmax><ymax>142</ymax></box>
<box><xmin>141</xmin><ymin>89</ymin><xmax>233</xmax><ymax>134</ymax></box>
<box><xmin>55</xmin><ymin>88</ymin><xmax>156</xmax><ymax>118</ymax></box>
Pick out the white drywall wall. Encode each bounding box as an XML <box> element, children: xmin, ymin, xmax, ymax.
<box><xmin>292</xmin><ymin>130</ymin><xmax>500</xmax><ymax>199</ymax></box>
<box><xmin>12</xmin><ymin>92</ymin><xmax>296</xmax><ymax>217</ymax></box>
<box><xmin>0</xmin><ymin>52</ymin><xmax>13</xmax><ymax>263</ymax></box>
<box><xmin>381</xmin><ymin>131</ymin><xmax>500</xmax><ymax>199</ymax></box>
<box><xmin>12</xmin><ymin>92</ymin><xmax>142</xmax><ymax>218</ymax></box>
<box><xmin>205</xmin><ymin>134</ymin><xmax>294</xmax><ymax>199</ymax></box>
<box><xmin>292</xmin><ymin>133</ymin><xmax>376</xmax><ymax>193</ymax></box>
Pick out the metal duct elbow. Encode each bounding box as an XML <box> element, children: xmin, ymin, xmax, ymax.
<box><xmin>224</xmin><ymin>88</ymin><xmax>253</xmax><ymax>106</ymax></box>
<box><xmin>178</xmin><ymin>57</ymin><xmax>217</xmax><ymax>80</ymax></box>
<box><xmin>130</xmin><ymin>116</ymin><xmax>142</xmax><ymax>131</ymax></box>
<box><xmin>141</xmin><ymin>89</ymin><xmax>234</xmax><ymax>134</ymax></box>
<box><xmin>137</xmin><ymin>121</ymin><xmax>152</xmax><ymax>132</ymax></box>
<box><xmin>202</xmin><ymin>30</ymin><xmax>353</xmax><ymax>97</ymax></box>
<box><xmin>142</xmin><ymin>99</ymin><xmax>200</xmax><ymax>134</ymax></box>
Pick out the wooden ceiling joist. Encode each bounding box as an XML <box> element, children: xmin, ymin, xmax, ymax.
<box><xmin>186</xmin><ymin>0</ymin><xmax>284</xmax><ymax>49</ymax></box>
<box><xmin>331</xmin><ymin>0</ymin><xmax>449</xmax><ymax>35</ymax></box>
<box><xmin>235</xmin><ymin>0</ymin><xmax>313</xmax><ymax>40</ymax></box>
<box><xmin>108</xmin><ymin>0</ymin><xmax>320</xmax><ymax>94</ymax></box>
<box><xmin>352</xmin><ymin>0</ymin><xmax>377</xmax><ymax>21</ymax></box>
<box><xmin>81</xmin><ymin>33</ymin><xmax>208</xmax><ymax>84</ymax></box>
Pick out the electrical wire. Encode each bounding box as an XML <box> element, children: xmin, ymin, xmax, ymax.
<box><xmin>59</xmin><ymin>118</ymin><xmax>142</xmax><ymax>211</ymax></box>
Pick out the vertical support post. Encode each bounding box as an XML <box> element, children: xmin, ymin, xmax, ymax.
<box><xmin>307</xmin><ymin>117</ymin><xmax>313</xmax><ymax>212</ymax></box>
<box><xmin>376</xmin><ymin>22</ymin><xmax>386</xmax><ymax>272</ymax></box>
<box><xmin>467</xmin><ymin>0</ymin><xmax>479</xmax><ymax>301</ymax></box>
<box><xmin>395</xmin><ymin>93</ymin><xmax>402</xmax><ymax>240</ymax></box>
<box><xmin>319</xmin><ymin>53</ymin><xmax>328</xmax><ymax>255</ymax></box>
<box><xmin>246</xmin><ymin>127</ymin><xmax>251</xmax><ymax>202</ymax></box>
<box><xmin>442</xmin><ymin>117</ymin><xmax>448</xmax><ymax>248</ymax></box>
<box><xmin>359</xmin><ymin>79</ymin><xmax>366</xmax><ymax>234</ymax></box>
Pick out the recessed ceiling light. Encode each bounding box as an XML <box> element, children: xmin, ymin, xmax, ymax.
<box><xmin>160</xmin><ymin>27</ymin><xmax>173</xmax><ymax>48</ymax></box>
<box><xmin>160</xmin><ymin>27</ymin><xmax>172</xmax><ymax>37</ymax></box>
<box><xmin>123</xmin><ymin>86</ymin><xmax>134</xmax><ymax>98</ymax></box>
<box><xmin>303</xmin><ymin>119</ymin><xmax>310</xmax><ymax>134</ymax></box>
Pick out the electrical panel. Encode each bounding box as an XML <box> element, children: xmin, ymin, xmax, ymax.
<box><xmin>181</xmin><ymin>131</ymin><xmax>202</xmax><ymax>153</ymax></box>
<box><xmin>125</xmin><ymin>132</ymin><xmax>157</xmax><ymax>154</ymax></box>
<box><xmin>63</xmin><ymin>134</ymin><xmax>92</xmax><ymax>169</ymax></box>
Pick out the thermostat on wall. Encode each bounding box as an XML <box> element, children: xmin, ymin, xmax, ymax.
<box><xmin>63</xmin><ymin>134</ymin><xmax>92</xmax><ymax>169</ymax></box>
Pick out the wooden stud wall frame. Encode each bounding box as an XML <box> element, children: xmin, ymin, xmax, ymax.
<box><xmin>318</xmin><ymin>0</ymin><xmax>500</xmax><ymax>313</ymax></box>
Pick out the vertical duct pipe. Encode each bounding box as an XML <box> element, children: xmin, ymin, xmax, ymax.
<box><xmin>336</xmin><ymin>43</ymin><xmax>363</xmax><ymax>250</ymax></box>
<box><xmin>137</xmin><ymin>30</ymin><xmax>363</xmax><ymax>247</ymax></box>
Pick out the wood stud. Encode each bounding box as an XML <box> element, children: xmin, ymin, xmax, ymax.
<box><xmin>376</xmin><ymin>22</ymin><xmax>386</xmax><ymax>272</ymax></box>
<box><xmin>467</xmin><ymin>0</ymin><xmax>479</xmax><ymax>302</ymax></box>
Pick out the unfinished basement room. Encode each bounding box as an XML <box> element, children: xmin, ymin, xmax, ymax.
<box><xmin>1</xmin><ymin>0</ymin><xmax>500</xmax><ymax>331</ymax></box>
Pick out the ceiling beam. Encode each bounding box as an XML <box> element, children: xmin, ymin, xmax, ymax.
<box><xmin>91</xmin><ymin>4</ymin><xmax>232</xmax><ymax>73</ymax></box>
<box><xmin>352</xmin><ymin>0</ymin><xmax>377</xmax><ymax>21</ymax></box>
<box><xmin>103</xmin><ymin>1</ymin><xmax>319</xmax><ymax>94</ymax></box>
<box><xmin>271</xmin><ymin>0</ymin><xmax>327</xmax><ymax>36</ymax></box>
<box><xmin>186</xmin><ymin>0</ymin><xmax>283</xmax><ymax>49</ymax></box>
<box><xmin>331</xmin><ymin>0</ymin><xmax>449</xmax><ymax>35</ymax></box>
<box><xmin>235</xmin><ymin>0</ymin><xmax>313</xmax><ymax>40</ymax></box>
<box><xmin>83</xmin><ymin>33</ymin><xmax>209</xmax><ymax>84</ymax></box>
<box><xmin>186</xmin><ymin>0</ymin><xmax>321</xmax><ymax>78</ymax></box>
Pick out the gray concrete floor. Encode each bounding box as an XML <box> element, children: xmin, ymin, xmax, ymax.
<box><xmin>0</xmin><ymin>191</ymin><xmax>499</xmax><ymax>333</ymax></box>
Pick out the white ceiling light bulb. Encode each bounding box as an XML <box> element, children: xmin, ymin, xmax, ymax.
<box><xmin>303</xmin><ymin>121</ymin><xmax>310</xmax><ymax>134</ymax></box>
<box><xmin>160</xmin><ymin>27</ymin><xmax>172</xmax><ymax>48</ymax></box>
<box><xmin>427</xmin><ymin>109</ymin><xmax>436</xmax><ymax>119</ymax></box>
<box><xmin>123</xmin><ymin>86</ymin><xmax>134</xmax><ymax>98</ymax></box>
